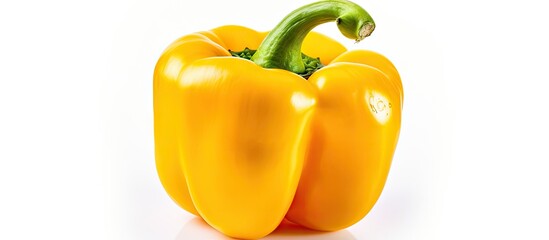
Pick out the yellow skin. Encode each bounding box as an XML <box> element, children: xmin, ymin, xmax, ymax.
<box><xmin>154</xmin><ymin>2</ymin><xmax>401</xmax><ymax>239</ymax></box>
<box><xmin>287</xmin><ymin>53</ymin><xmax>402</xmax><ymax>230</ymax></box>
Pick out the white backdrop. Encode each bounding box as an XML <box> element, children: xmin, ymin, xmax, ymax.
<box><xmin>1</xmin><ymin>0</ymin><xmax>548</xmax><ymax>239</ymax></box>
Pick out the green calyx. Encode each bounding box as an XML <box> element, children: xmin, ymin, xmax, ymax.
<box><xmin>250</xmin><ymin>0</ymin><xmax>375</xmax><ymax>75</ymax></box>
<box><xmin>229</xmin><ymin>48</ymin><xmax>324</xmax><ymax>79</ymax></box>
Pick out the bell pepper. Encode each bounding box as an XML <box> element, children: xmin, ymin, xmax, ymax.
<box><xmin>153</xmin><ymin>0</ymin><xmax>403</xmax><ymax>239</ymax></box>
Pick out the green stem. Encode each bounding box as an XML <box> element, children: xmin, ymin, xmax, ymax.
<box><xmin>251</xmin><ymin>0</ymin><xmax>375</xmax><ymax>74</ymax></box>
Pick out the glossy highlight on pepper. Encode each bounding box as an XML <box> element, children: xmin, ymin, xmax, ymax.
<box><xmin>153</xmin><ymin>0</ymin><xmax>403</xmax><ymax>239</ymax></box>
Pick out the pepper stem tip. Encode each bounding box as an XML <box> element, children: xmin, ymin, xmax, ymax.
<box><xmin>357</xmin><ymin>22</ymin><xmax>375</xmax><ymax>42</ymax></box>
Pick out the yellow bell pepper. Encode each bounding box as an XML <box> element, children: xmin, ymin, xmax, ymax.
<box><xmin>153</xmin><ymin>0</ymin><xmax>402</xmax><ymax>239</ymax></box>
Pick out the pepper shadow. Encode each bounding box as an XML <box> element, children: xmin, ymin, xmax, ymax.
<box><xmin>175</xmin><ymin>217</ymin><xmax>356</xmax><ymax>240</ymax></box>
